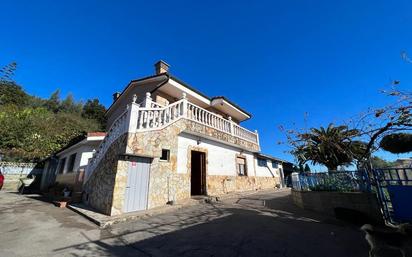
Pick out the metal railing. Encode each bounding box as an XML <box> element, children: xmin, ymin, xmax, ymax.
<box><xmin>291</xmin><ymin>170</ymin><xmax>371</xmax><ymax>192</ymax></box>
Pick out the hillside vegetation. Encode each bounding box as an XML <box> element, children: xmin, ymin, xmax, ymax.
<box><xmin>0</xmin><ymin>62</ymin><xmax>106</xmax><ymax>162</ymax></box>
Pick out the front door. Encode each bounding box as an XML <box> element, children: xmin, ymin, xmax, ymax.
<box><xmin>191</xmin><ymin>151</ymin><xmax>206</xmax><ymax>195</ymax></box>
<box><xmin>123</xmin><ymin>157</ymin><xmax>151</xmax><ymax>213</ymax></box>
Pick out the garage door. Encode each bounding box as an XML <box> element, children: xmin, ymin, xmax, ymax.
<box><xmin>123</xmin><ymin>157</ymin><xmax>151</xmax><ymax>213</ymax></box>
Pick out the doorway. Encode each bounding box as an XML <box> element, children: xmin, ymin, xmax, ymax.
<box><xmin>123</xmin><ymin>157</ymin><xmax>151</xmax><ymax>213</ymax></box>
<box><xmin>191</xmin><ymin>151</ymin><xmax>206</xmax><ymax>196</ymax></box>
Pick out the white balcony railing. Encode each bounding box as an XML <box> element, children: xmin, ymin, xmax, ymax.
<box><xmin>84</xmin><ymin>92</ymin><xmax>259</xmax><ymax>183</ymax></box>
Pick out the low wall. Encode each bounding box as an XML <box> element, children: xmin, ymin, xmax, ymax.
<box><xmin>0</xmin><ymin>162</ymin><xmax>43</xmax><ymax>191</ymax></box>
<box><xmin>292</xmin><ymin>189</ymin><xmax>383</xmax><ymax>224</ymax></box>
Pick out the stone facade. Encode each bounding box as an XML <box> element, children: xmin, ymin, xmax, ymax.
<box><xmin>83</xmin><ymin>134</ymin><xmax>127</xmax><ymax>215</ymax></box>
<box><xmin>185</xmin><ymin>120</ymin><xmax>260</xmax><ymax>152</ymax></box>
<box><xmin>207</xmin><ymin>175</ymin><xmax>280</xmax><ymax>196</ymax></box>
<box><xmin>125</xmin><ymin>120</ymin><xmax>190</xmax><ymax>209</ymax></box>
<box><xmin>85</xmin><ymin>118</ymin><xmax>276</xmax><ymax>216</ymax></box>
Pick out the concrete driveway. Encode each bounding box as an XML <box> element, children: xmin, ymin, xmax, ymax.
<box><xmin>0</xmin><ymin>189</ymin><xmax>370</xmax><ymax>257</ymax></box>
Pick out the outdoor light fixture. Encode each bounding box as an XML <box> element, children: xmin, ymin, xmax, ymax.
<box><xmin>197</xmin><ymin>138</ymin><xmax>201</xmax><ymax>145</ymax></box>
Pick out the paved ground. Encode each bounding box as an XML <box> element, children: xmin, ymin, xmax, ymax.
<box><xmin>0</xmin><ymin>189</ymin><xmax>372</xmax><ymax>257</ymax></box>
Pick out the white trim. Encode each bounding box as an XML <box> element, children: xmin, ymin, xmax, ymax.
<box><xmin>168</xmin><ymin>78</ymin><xmax>210</xmax><ymax>105</ymax></box>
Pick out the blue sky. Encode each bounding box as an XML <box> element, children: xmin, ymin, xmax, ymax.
<box><xmin>1</xmin><ymin>0</ymin><xmax>411</xmax><ymax>166</ymax></box>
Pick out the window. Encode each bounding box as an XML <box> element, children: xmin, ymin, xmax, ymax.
<box><xmin>58</xmin><ymin>158</ymin><xmax>66</xmax><ymax>174</ymax></box>
<box><xmin>67</xmin><ymin>153</ymin><xmax>77</xmax><ymax>173</ymax></box>
<box><xmin>272</xmin><ymin>161</ymin><xmax>278</xmax><ymax>169</ymax></box>
<box><xmin>236</xmin><ymin>157</ymin><xmax>247</xmax><ymax>176</ymax></box>
<box><xmin>257</xmin><ymin>158</ymin><xmax>267</xmax><ymax>167</ymax></box>
<box><xmin>160</xmin><ymin>149</ymin><xmax>170</xmax><ymax>161</ymax></box>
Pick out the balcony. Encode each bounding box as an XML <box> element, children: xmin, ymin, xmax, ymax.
<box><xmin>85</xmin><ymin>92</ymin><xmax>259</xmax><ymax>182</ymax></box>
<box><xmin>133</xmin><ymin>93</ymin><xmax>259</xmax><ymax>145</ymax></box>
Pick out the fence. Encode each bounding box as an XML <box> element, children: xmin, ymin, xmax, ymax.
<box><xmin>292</xmin><ymin>168</ymin><xmax>412</xmax><ymax>224</ymax></box>
<box><xmin>291</xmin><ymin>170</ymin><xmax>371</xmax><ymax>192</ymax></box>
<box><xmin>373</xmin><ymin>168</ymin><xmax>412</xmax><ymax>224</ymax></box>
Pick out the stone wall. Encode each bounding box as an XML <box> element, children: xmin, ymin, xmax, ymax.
<box><xmin>83</xmin><ymin>134</ymin><xmax>127</xmax><ymax>215</ymax></box>
<box><xmin>88</xmin><ymin>118</ymin><xmax>269</xmax><ymax>215</ymax></box>
<box><xmin>291</xmin><ymin>189</ymin><xmax>384</xmax><ymax>224</ymax></box>
<box><xmin>125</xmin><ymin>120</ymin><xmax>191</xmax><ymax>209</ymax></box>
<box><xmin>0</xmin><ymin>162</ymin><xmax>43</xmax><ymax>191</ymax></box>
<box><xmin>185</xmin><ymin>120</ymin><xmax>260</xmax><ymax>152</ymax></box>
<box><xmin>207</xmin><ymin>175</ymin><xmax>280</xmax><ymax>196</ymax></box>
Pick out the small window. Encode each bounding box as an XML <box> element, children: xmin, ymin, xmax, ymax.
<box><xmin>67</xmin><ymin>153</ymin><xmax>77</xmax><ymax>173</ymax></box>
<box><xmin>236</xmin><ymin>157</ymin><xmax>247</xmax><ymax>176</ymax></box>
<box><xmin>160</xmin><ymin>149</ymin><xmax>170</xmax><ymax>161</ymax></box>
<box><xmin>257</xmin><ymin>158</ymin><xmax>267</xmax><ymax>167</ymax></box>
<box><xmin>272</xmin><ymin>161</ymin><xmax>278</xmax><ymax>169</ymax></box>
<box><xmin>58</xmin><ymin>158</ymin><xmax>66</xmax><ymax>174</ymax></box>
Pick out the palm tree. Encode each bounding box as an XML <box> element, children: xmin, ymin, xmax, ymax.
<box><xmin>292</xmin><ymin>124</ymin><xmax>361</xmax><ymax>171</ymax></box>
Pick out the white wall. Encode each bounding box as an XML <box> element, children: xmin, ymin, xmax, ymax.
<box><xmin>177</xmin><ymin>133</ymin><xmax>255</xmax><ymax>176</ymax></box>
<box><xmin>254</xmin><ymin>158</ymin><xmax>283</xmax><ymax>177</ymax></box>
<box><xmin>56</xmin><ymin>141</ymin><xmax>101</xmax><ymax>174</ymax></box>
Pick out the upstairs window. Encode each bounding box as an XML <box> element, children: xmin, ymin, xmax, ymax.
<box><xmin>236</xmin><ymin>156</ymin><xmax>247</xmax><ymax>176</ymax></box>
<box><xmin>257</xmin><ymin>158</ymin><xmax>267</xmax><ymax>167</ymax></box>
<box><xmin>272</xmin><ymin>161</ymin><xmax>278</xmax><ymax>169</ymax></box>
<box><xmin>160</xmin><ymin>149</ymin><xmax>170</xmax><ymax>161</ymax></box>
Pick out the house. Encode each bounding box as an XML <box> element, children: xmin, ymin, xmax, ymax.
<box><xmin>83</xmin><ymin>60</ymin><xmax>290</xmax><ymax>216</ymax></box>
<box><xmin>40</xmin><ymin>132</ymin><xmax>105</xmax><ymax>191</ymax></box>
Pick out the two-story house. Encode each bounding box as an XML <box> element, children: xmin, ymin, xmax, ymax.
<box><xmin>82</xmin><ymin>61</ymin><xmax>289</xmax><ymax>216</ymax></box>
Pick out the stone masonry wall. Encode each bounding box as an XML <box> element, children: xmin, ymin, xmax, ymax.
<box><xmin>83</xmin><ymin>134</ymin><xmax>127</xmax><ymax>215</ymax></box>
<box><xmin>207</xmin><ymin>175</ymin><xmax>280</xmax><ymax>196</ymax></box>
<box><xmin>103</xmin><ymin>118</ymin><xmax>265</xmax><ymax>214</ymax></box>
<box><xmin>125</xmin><ymin>120</ymin><xmax>190</xmax><ymax>209</ymax></box>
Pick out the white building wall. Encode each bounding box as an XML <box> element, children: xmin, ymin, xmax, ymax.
<box><xmin>56</xmin><ymin>142</ymin><xmax>101</xmax><ymax>174</ymax></box>
<box><xmin>177</xmin><ymin>133</ymin><xmax>255</xmax><ymax>176</ymax></box>
<box><xmin>254</xmin><ymin>158</ymin><xmax>283</xmax><ymax>178</ymax></box>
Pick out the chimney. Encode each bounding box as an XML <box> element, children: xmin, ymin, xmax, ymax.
<box><xmin>112</xmin><ymin>92</ymin><xmax>120</xmax><ymax>102</ymax></box>
<box><xmin>154</xmin><ymin>60</ymin><xmax>170</xmax><ymax>74</ymax></box>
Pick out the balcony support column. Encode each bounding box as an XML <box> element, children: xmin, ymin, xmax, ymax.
<box><xmin>228</xmin><ymin>116</ymin><xmax>234</xmax><ymax>135</ymax></box>
<box><xmin>181</xmin><ymin>92</ymin><xmax>188</xmax><ymax>117</ymax></box>
<box><xmin>143</xmin><ymin>92</ymin><xmax>152</xmax><ymax>108</ymax></box>
<box><xmin>127</xmin><ymin>94</ymin><xmax>140</xmax><ymax>133</ymax></box>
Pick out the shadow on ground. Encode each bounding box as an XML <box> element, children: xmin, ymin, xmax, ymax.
<box><xmin>54</xmin><ymin>191</ymin><xmax>372</xmax><ymax>257</ymax></box>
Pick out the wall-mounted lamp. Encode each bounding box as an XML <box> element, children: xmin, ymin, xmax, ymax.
<box><xmin>197</xmin><ymin>137</ymin><xmax>201</xmax><ymax>145</ymax></box>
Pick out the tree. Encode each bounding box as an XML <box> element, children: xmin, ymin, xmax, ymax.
<box><xmin>0</xmin><ymin>62</ymin><xmax>29</xmax><ymax>106</ymax></box>
<box><xmin>0</xmin><ymin>62</ymin><xmax>17</xmax><ymax>82</ymax></box>
<box><xmin>370</xmin><ymin>156</ymin><xmax>396</xmax><ymax>168</ymax></box>
<box><xmin>44</xmin><ymin>90</ymin><xmax>61</xmax><ymax>113</ymax></box>
<box><xmin>60</xmin><ymin>93</ymin><xmax>82</xmax><ymax>113</ymax></box>
<box><xmin>304</xmin><ymin>164</ymin><xmax>311</xmax><ymax>173</ymax></box>
<box><xmin>288</xmin><ymin>124</ymin><xmax>363</xmax><ymax>171</ymax></box>
<box><xmin>348</xmin><ymin>88</ymin><xmax>411</xmax><ymax>169</ymax></box>
<box><xmin>82</xmin><ymin>99</ymin><xmax>106</xmax><ymax>129</ymax></box>
<box><xmin>380</xmin><ymin>133</ymin><xmax>412</xmax><ymax>154</ymax></box>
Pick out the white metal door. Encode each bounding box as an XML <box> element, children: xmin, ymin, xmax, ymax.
<box><xmin>123</xmin><ymin>157</ymin><xmax>151</xmax><ymax>213</ymax></box>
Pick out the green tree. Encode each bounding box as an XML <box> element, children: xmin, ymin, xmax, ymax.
<box><xmin>60</xmin><ymin>93</ymin><xmax>82</xmax><ymax>113</ymax></box>
<box><xmin>44</xmin><ymin>89</ymin><xmax>61</xmax><ymax>113</ymax></box>
<box><xmin>304</xmin><ymin>164</ymin><xmax>311</xmax><ymax>173</ymax></box>
<box><xmin>82</xmin><ymin>99</ymin><xmax>107</xmax><ymax>128</ymax></box>
<box><xmin>380</xmin><ymin>133</ymin><xmax>412</xmax><ymax>154</ymax></box>
<box><xmin>291</xmin><ymin>124</ymin><xmax>362</xmax><ymax>171</ymax></box>
<box><xmin>370</xmin><ymin>156</ymin><xmax>396</xmax><ymax>168</ymax></box>
<box><xmin>0</xmin><ymin>62</ymin><xmax>29</xmax><ymax>106</ymax></box>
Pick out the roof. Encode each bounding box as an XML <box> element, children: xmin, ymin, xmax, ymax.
<box><xmin>255</xmin><ymin>153</ymin><xmax>292</xmax><ymax>164</ymax></box>
<box><xmin>87</xmin><ymin>132</ymin><xmax>107</xmax><ymax>137</ymax></box>
<box><xmin>211</xmin><ymin>96</ymin><xmax>251</xmax><ymax>118</ymax></box>
<box><xmin>54</xmin><ymin>131</ymin><xmax>105</xmax><ymax>156</ymax></box>
<box><xmin>106</xmin><ymin>73</ymin><xmax>168</xmax><ymax>115</ymax></box>
<box><xmin>105</xmin><ymin>69</ymin><xmax>252</xmax><ymax>119</ymax></box>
